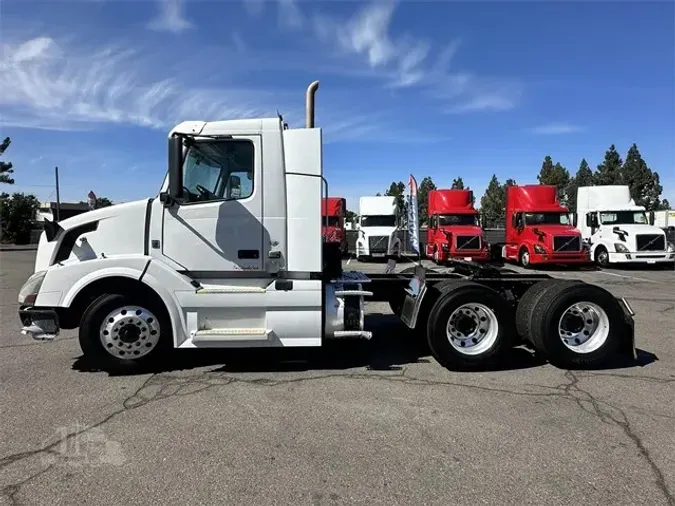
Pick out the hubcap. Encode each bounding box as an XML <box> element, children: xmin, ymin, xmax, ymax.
<box><xmin>446</xmin><ymin>303</ymin><xmax>499</xmax><ymax>355</ymax></box>
<box><xmin>522</xmin><ymin>252</ymin><xmax>529</xmax><ymax>266</ymax></box>
<box><xmin>99</xmin><ymin>306</ymin><xmax>161</xmax><ymax>359</ymax></box>
<box><xmin>598</xmin><ymin>251</ymin><xmax>608</xmax><ymax>264</ymax></box>
<box><xmin>558</xmin><ymin>302</ymin><xmax>609</xmax><ymax>354</ymax></box>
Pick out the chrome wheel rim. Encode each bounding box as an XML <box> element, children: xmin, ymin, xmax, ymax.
<box><xmin>597</xmin><ymin>250</ymin><xmax>608</xmax><ymax>265</ymax></box>
<box><xmin>521</xmin><ymin>251</ymin><xmax>530</xmax><ymax>266</ymax></box>
<box><xmin>446</xmin><ymin>303</ymin><xmax>499</xmax><ymax>355</ymax></box>
<box><xmin>558</xmin><ymin>302</ymin><xmax>609</xmax><ymax>354</ymax></box>
<box><xmin>99</xmin><ymin>306</ymin><xmax>161</xmax><ymax>359</ymax></box>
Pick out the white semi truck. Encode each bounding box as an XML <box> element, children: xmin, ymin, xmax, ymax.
<box><xmin>355</xmin><ymin>196</ymin><xmax>401</xmax><ymax>261</ymax></box>
<box><xmin>18</xmin><ymin>81</ymin><xmax>637</xmax><ymax>372</ymax></box>
<box><xmin>576</xmin><ymin>185</ymin><xmax>675</xmax><ymax>267</ymax></box>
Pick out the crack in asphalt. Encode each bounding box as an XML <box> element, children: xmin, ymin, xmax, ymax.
<box><xmin>558</xmin><ymin>371</ymin><xmax>674</xmax><ymax>506</ymax></box>
<box><xmin>1</xmin><ymin>367</ymin><xmax>674</xmax><ymax>504</ymax></box>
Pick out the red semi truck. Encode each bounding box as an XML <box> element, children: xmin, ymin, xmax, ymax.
<box><xmin>322</xmin><ymin>197</ymin><xmax>348</xmax><ymax>255</ymax></box>
<box><xmin>502</xmin><ymin>185</ymin><xmax>590</xmax><ymax>268</ymax></box>
<box><xmin>426</xmin><ymin>189</ymin><xmax>491</xmax><ymax>264</ymax></box>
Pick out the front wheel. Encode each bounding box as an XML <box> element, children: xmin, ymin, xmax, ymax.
<box><xmin>595</xmin><ymin>246</ymin><xmax>610</xmax><ymax>267</ymax></box>
<box><xmin>426</xmin><ymin>281</ymin><xmax>512</xmax><ymax>370</ymax></box>
<box><xmin>79</xmin><ymin>293</ymin><xmax>171</xmax><ymax>370</ymax></box>
<box><xmin>519</xmin><ymin>248</ymin><xmax>532</xmax><ymax>269</ymax></box>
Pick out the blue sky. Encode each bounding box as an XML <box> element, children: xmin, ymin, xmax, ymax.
<box><xmin>1</xmin><ymin>0</ymin><xmax>673</xmax><ymax>212</ymax></box>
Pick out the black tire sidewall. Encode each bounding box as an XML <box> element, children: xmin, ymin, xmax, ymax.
<box><xmin>79</xmin><ymin>293</ymin><xmax>172</xmax><ymax>369</ymax></box>
<box><xmin>427</xmin><ymin>286</ymin><xmax>511</xmax><ymax>370</ymax></box>
<box><xmin>532</xmin><ymin>285</ymin><xmax>622</xmax><ymax>367</ymax></box>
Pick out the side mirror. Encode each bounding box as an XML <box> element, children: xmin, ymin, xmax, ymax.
<box><xmin>168</xmin><ymin>135</ymin><xmax>184</xmax><ymax>201</ymax></box>
<box><xmin>649</xmin><ymin>211</ymin><xmax>655</xmax><ymax>225</ymax></box>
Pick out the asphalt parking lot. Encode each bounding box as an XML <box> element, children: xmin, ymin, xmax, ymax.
<box><xmin>1</xmin><ymin>250</ymin><xmax>674</xmax><ymax>505</ymax></box>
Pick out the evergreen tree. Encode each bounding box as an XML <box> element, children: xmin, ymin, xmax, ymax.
<box><xmin>621</xmin><ymin>143</ymin><xmax>663</xmax><ymax>210</ymax></box>
<box><xmin>451</xmin><ymin>177</ymin><xmax>465</xmax><ymax>190</ymax></box>
<box><xmin>537</xmin><ymin>156</ymin><xmax>570</xmax><ymax>203</ymax></box>
<box><xmin>0</xmin><ymin>137</ymin><xmax>14</xmax><ymax>185</ymax></box>
<box><xmin>418</xmin><ymin>176</ymin><xmax>437</xmax><ymax>224</ymax></box>
<box><xmin>480</xmin><ymin>174</ymin><xmax>506</xmax><ymax>225</ymax></box>
<box><xmin>594</xmin><ymin>144</ymin><xmax>624</xmax><ymax>185</ymax></box>
<box><xmin>566</xmin><ymin>158</ymin><xmax>594</xmax><ymax>212</ymax></box>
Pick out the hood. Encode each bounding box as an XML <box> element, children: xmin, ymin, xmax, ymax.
<box><xmin>438</xmin><ymin>225</ymin><xmax>483</xmax><ymax>236</ymax></box>
<box><xmin>603</xmin><ymin>223</ymin><xmax>664</xmax><ymax>236</ymax></box>
<box><xmin>528</xmin><ymin>224</ymin><xmax>579</xmax><ymax>236</ymax></box>
<box><xmin>55</xmin><ymin>200</ymin><xmax>148</xmax><ymax>232</ymax></box>
<box><xmin>359</xmin><ymin>226</ymin><xmax>397</xmax><ymax>236</ymax></box>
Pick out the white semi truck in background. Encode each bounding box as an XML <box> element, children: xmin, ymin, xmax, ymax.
<box><xmin>17</xmin><ymin>81</ymin><xmax>637</xmax><ymax>373</ymax></box>
<box><xmin>355</xmin><ymin>195</ymin><xmax>401</xmax><ymax>261</ymax></box>
<box><xmin>576</xmin><ymin>185</ymin><xmax>674</xmax><ymax>267</ymax></box>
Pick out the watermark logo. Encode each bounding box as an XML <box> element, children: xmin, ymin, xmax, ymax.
<box><xmin>41</xmin><ymin>422</ymin><xmax>126</xmax><ymax>468</ymax></box>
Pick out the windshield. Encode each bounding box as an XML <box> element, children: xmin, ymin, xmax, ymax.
<box><xmin>361</xmin><ymin>215</ymin><xmax>396</xmax><ymax>227</ymax></box>
<box><xmin>599</xmin><ymin>211</ymin><xmax>648</xmax><ymax>225</ymax></box>
<box><xmin>524</xmin><ymin>212</ymin><xmax>571</xmax><ymax>226</ymax></box>
<box><xmin>438</xmin><ymin>214</ymin><xmax>479</xmax><ymax>226</ymax></box>
<box><xmin>323</xmin><ymin>216</ymin><xmax>341</xmax><ymax>227</ymax></box>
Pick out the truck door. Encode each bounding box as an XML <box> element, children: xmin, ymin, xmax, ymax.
<box><xmin>161</xmin><ymin>135</ymin><xmax>265</xmax><ymax>274</ymax></box>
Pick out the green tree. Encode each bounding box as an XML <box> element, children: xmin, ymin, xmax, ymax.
<box><xmin>594</xmin><ymin>144</ymin><xmax>624</xmax><ymax>185</ymax></box>
<box><xmin>621</xmin><ymin>143</ymin><xmax>664</xmax><ymax>210</ymax></box>
<box><xmin>480</xmin><ymin>174</ymin><xmax>506</xmax><ymax>225</ymax></box>
<box><xmin>0</xmin><ymin>193</ymin><xmax>40</xmax><ymax>244</ymax></box>
<box><xmin>0</xmin><ymin>137</ymin><xmax>15</xmax><ymax>185</ymax></box>
<box><xmin>345</xmin><ymin>210</ymin><xmax>357</xmax><ymax>222</ymax></box>
<box><xmin>451</xmin><ymin>177</ymin><xmax>465</xmax><ymax>190</ymax></box>
<box><xmin>537</xmin><ymin>156</ymin><xmax>570</xmax><ymax>204</ymax></box>
<box><xmin>417</xmin><ymin>176</ymin><xmax>437</xmax><ymax>224</ymax></box>
<box><xmin>384</xmin><ymin>181</ymin><xmax>406</xmax><ymax>219</ymax></box>
<box><xmin>566</xmin><ymin>158</ymin><xmax>595</xmax><ymax>212</ymax></box>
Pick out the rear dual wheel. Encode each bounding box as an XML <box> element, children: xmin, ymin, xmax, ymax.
<box><xmin>426</xmin><ymin>281</ymin><xmax>512</xmax><ymax>370</ymax></box>
<box><xmin>516</xmin><ymin>280</ymin><xmax>625</xmax><ymax>368</ymax></box>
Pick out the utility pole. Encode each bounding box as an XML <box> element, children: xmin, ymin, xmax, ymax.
<box><xmin>55</xmin><ymin>166</ymin><xmax>61</xmax><ymax>221</ymax></box>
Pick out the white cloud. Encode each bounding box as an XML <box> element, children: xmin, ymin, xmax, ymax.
<box><xmin>277</xmin><ymin>0</ymin><xmax>303</xmax><ymax>29</ymax></box>
<box><xmin>530</xmin><ymin>122</ymin><xmax>586</xmax><ymax>135</ymax></box>
<box><xmin>147</xmin><ymin>0</ymin><xmax>192</xmax><ymax>33</ymax></box>
<box><xmin>308</xmin><ymin>2</ymin><xmax>520</xmax><ymax>113</ymax></box>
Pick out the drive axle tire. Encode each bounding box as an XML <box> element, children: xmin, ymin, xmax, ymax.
<box><xmin>516</xmin><ymin>279</ymin><xmax>585</xmax><ymax>346</ymax></box>
<box><xmin>525</xmin><ymin>282</ymin><xmax>624</xmax><ymax>368</ymax></box>
<box><xmin>426</xmin><ymin>281</ymin><xmax>512</xmax><ymax>371</ymax></box>
<box><xmin>79</xmin><ymin>293</ymin><xmax>172</xmax><ymax>371</ymax></box>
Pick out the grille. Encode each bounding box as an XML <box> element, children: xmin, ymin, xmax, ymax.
<box><xmin>636</xmin><ymin>234</ymin><xmax>665</xmax><ymax>251</ymax></box>
<box><xmin>553</xmin><ymin>235</ymin><xmax>581</xmax><ymax>252</ymax></box>
<box><xmin>456</xmin><ymin>235</ymin><xmax>481</xmax><ymax>250</ymax></box>
<box><xmin>368</xmin><ymin>235</ymin><xmax>389</xmax><ymax>253</ymax></box>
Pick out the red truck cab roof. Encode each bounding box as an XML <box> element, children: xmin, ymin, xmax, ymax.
<box><xmin>506</xmin><ymin>185</ymin><xmax>569</xmax><ymax>213</ymax></box>
<box><xmin>428</xmin><ymin>189</ymin><xmax>477</xmax><ymax>215</ymax></box>
<box><xmin>322</xmin><ymin>197</ymin><xmax>346</xmax><ymax>217</ymax></box>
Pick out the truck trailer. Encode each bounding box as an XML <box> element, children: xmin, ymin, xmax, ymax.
<box><xmin>576</xmin><ymin>185</ymin><xmax>674</xmax><ymax>267</ymax></box>
<box><xmin>501</xmin><ymin>185</ymin><xmax>590</xmax><ymax>268</ymax></box>
<box><xmin>355</xmin><ymin>196</ymin><xmax>401</xmax><ymax>261</ymax></box>
<box><xmin>322</xmin><ymin>197</ymin><xmax>348</xmax><ymax>256</ymax></box>
<box><xmin>18</xmin><ymin>81</ymin><xmax>636</xmax><ymax>372</ymax></box>
<box><xmin>426</xmin><ymin>189</ymin><xmax>490</xmax><ymax>264</ymax></box>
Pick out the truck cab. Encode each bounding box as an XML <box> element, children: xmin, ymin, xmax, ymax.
<box><xmin>355</xmin><ymin>196</ymin><xmax>401</xmax><ymax>261</ymax></box>
<box><xmin>322</xmin><ymin>197</ymin><xmax>348</xmax><ymax>255</ymax></box>
<box><xmin>426</xmin><ymin>189</ymin><xmax>490</xmax><ymax>264</ymax></box>
<box><xmin>503</xmin><ymin>185</ymin><xmax>590</xmax><ymax>268</ymax></box>
<box><xmin>576</xmin><ymin>185</ymin><xmax>674</xmax><ymax>267</ymax></box>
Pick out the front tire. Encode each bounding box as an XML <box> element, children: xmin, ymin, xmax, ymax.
<box><xmin>426</xmin><ymin>281</ymin><xmax>512</xmax><ymax>370</ymax></box>
<box><xmin>79</xmin><ymin>293</ymin><xmax>171</xmax><ymax>370</ymax></box>
<box><xmin>519</xmin><ymin>248</ymin><xmax>532</xmax><ymax>269</ymax></box>
<box><xmin>595</xmin><ymin>246</ymin><xmax>610</xmax><ymax>267</ymax></box>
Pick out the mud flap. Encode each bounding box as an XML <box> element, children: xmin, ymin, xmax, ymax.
<box><xmin>400</xmin><ymin>264</ymin><xmax>427</xmax><ymax>329</ymax></box>
<box><xmin>618</xmin><ymin>297</ymin><xmax>637</xmax><ymax>360</ymax></box>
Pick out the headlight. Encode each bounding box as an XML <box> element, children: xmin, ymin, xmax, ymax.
<box><xmin>614</xmin><ymin>243</ymin><xmax>629</xmax><ymax>253</ymax></box>
<box><xmin>533</xmin><ymin>244</ymin><xmax>546</xmax><ymax>254</ymax></box>
<box><xmin>18</xmin><ymin>270</ymin><xmax>47</xmax><ymax>305</ymax></box>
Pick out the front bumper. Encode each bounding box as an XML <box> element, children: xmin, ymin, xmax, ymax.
<box><xmin>609</xmin><ymin>252</ymin><xmax>675</xmax><ymax>264</ymax></box>
<box><xmin>529</xmin><ymin>252</ymin><xmax>590</xmax><ymax>265</ymax></box>
<box><xmin>447</xmin><ymin>250</ymin><xmax>491</xmax><ymax>263</ymax></box>
<box><xmin>18</xmin><ymin>306</ymin><xmax>60</xmax><ymax>341</ymax></box>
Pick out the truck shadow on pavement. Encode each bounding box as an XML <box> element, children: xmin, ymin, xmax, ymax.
<box><xmin>71</xmin><ymin>314</ymin><xmax>658</xmax><ymax>377</ymax></box>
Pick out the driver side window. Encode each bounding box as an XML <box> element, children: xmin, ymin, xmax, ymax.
<box><xmin>182</xmin><ymin>140</ymin><xmax>254</xmax><ymax>203</ymax></box>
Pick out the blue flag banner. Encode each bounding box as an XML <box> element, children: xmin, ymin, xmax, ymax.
<box><xmin>407</xmin><ymin>174</ymin><xmax>419</xmax><ymax>254</ymax></box>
